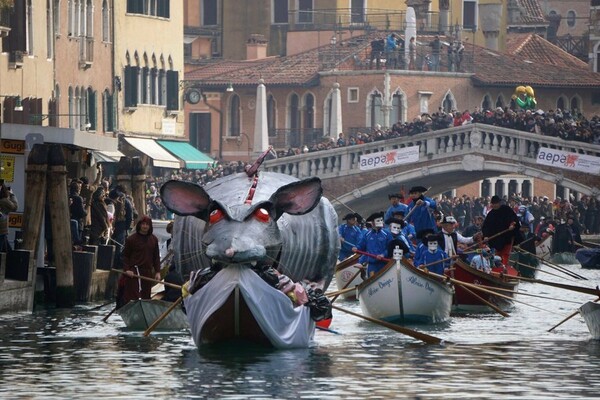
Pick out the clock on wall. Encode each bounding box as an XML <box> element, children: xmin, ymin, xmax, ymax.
<box><xmin>186</xmin><ymin>88</ymin><xmax>201</xmax><ymax>104</ymax></box>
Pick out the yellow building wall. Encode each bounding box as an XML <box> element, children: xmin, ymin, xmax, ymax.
<box><xmin>113</xmin><ymin>1</ymin><xmax>185</xmax><ymax>138</ymax></box>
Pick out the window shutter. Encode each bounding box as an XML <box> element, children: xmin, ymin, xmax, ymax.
<box><xmin>124</xmin><ymin>66</ymin><xmax>139</xmax><ymax>107</ymax></box>
<box><xmin>166</xmin><ymin>70</ymin><xmax>179</xmax><ymax>111</ymax></box>
<box><xmin>89</xmin><ymin>90</ymin><xmax>97</xmax><ymax>131</ymax></box>
<box><xmin>106</xmin><ymin>92</ymin><xmax>114</xmax><ymax>131</ymax></box>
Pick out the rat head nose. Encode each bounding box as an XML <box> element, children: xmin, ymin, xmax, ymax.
<box><xmin>225</xmin><ymin>247</ymin><xmax>235</xmax><ymax>258</ymax></box>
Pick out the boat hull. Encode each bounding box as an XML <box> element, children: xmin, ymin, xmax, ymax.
<box><xmin>451</xmin><ymin>260</ymin><xmax>519</xmax><ymax>313</ymax></box>
<box><xmin>576</xmin><ymin>248</ymin><xmax>600</xmax><ymax>269</ymax></box>
<box><xmin>536</xmin><ymin>236</ymin><xmax>552</xmax><ymax>260</ymax></box>
<box><xmin>550</xmin><ymin>252</ymin><xmax>578</xmax><ymax>265</ymax></box>
<box><xmin>509</xmin><ymin>251</ymin><xmax>540</xmax><ymax>278</ymax></box>
<box><xmin>357</xmin><ymin>260</ymin><xmax>454</xmax><ymax>324</ymax></box>
<box><xmin>184</xmin><ymin>265</ymin><xmax>315</xmax><ymax>349</ymax></box>
<box><xmin>334</xmin><ymin>254</ymin><xmax>363</xmax><ymax>300</ymax></box>
<box><xmin>117</xmin><ymin>299</ymin><xmax>189</xmax><ymax>331</ymax></box>
<box><xmin>579</xmin><ymin>301</ymin><xmax>600</xmax><ymax>340</ymax></box>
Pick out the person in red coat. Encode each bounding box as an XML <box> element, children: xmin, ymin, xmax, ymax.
<box><xmin>481</xmin><ymin>196</ymin><xmax>521</xmax><ymax>265</ymax></box>
<box><xmin>117</xmin><ymin>215</ymin><xmax>161</xmax><ymax>308</ymax></box>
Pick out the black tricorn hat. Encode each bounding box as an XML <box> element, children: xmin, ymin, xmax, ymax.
<box><xmin>385</xmin><ymin>217</ymin><xmax>406</xmax><ymax>228</ymax></box>
<box><xmin>388</xmin><ymin>193</ymin><xmax>403</xmax><ymax>199</ymax></box>
<box><xmin>366</xmin><ymin>211</ymin><xmax>385</xmax><ymax>222</ymax></box>
<box><xmin>425</xmin><ymin>233</ymin><xmax>442</xmax><ymax>244</ymax></box>
<box><xmin>409</xmin><ymin>186</ymin><xmax>428</xmax><ymax>194</ymax></box>
<box><xmin>343</xmin><ymin>213</ymin><xmax>357</xmax><ymax>220</ymax></box>
<box><xmin>391</xmin><ymin>210</ymin><xmax>406</xmax><ymax>217</ymax></box>
<box><xmin>416</xmin><ymin>228</ymin><xmax>435</xmax><ymax>240</ymax></box>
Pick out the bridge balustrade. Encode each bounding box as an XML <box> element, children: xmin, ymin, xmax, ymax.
<box><xmin>263</xmin><ymin>123</ymin><xmax>600</xmax><ymax>179</ymax></box>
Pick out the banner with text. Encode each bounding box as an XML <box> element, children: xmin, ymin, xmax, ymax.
<box><xmin>536</xmin><ymin>147</ymin><xmax>600</xmax><ymax>175</ymax></box>
<box><xmin>359</xmin><ymin>145</ymin><xmax>420</xmax><ymax>171</ymax></box>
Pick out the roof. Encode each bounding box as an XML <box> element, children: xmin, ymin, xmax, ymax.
<box><xmin>505</xmin><ymin>33</ymin><xmax>588</xmax><ymax>69</ymax></box>
<box><xmin>511</xmin><ymin>0</ymin><xmax>547</xmax><ymax>25</ymax></box>
<box><xmin>472</xmin><ymin>35</ymin><xmax>600</xmax><ymax>88</ymax></box>
<box><xmin>184</xmin><ymin>36</ymin><xmax>374</xmax><ymax>88</ymax></box>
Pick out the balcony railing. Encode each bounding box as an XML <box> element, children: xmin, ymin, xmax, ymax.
<box><xmin>287</xmin><ymin>8</ymin><xmax>442</xmax><ymax>34</ymax></box>
<box><xmin>268</xmin><ymin>128</ymin><xmax>325</xmax><ymax>149</ymax></box>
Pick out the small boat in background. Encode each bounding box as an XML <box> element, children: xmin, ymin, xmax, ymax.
<box><xmin>334</xmin><ymin>254</ymin><xmax>363</xmax><ymax>300</ymax></box>
<box><xmin>575</xmin><ymin>248</ymin><xmax>600</xmax><ymax>269</ymax></box>
<box><xmin>536</xmin><ymin>236</ymin><xmax>552</xmax><ymax>260</ymax></box>
<box><xmin>509</xmin><ymin>250</ymin><xmax>540</xmax><ymax>278</ymax></box>
<box><xmin>451</xmin><ymin>259</ymin><xmax>519</xmax><ymax>314</ymax></box>
<box><xmin>117</xmin><ymin>299</ymin><xmax>189</xmax><ymax>331</ymax></box>
<box><xmin>579</xmin><ymin>301</ymin><xmax>600</xmax><ymax>339</ymax></box>
<box><xmin>357</xmin><ymin>258</ymin><xmax>454</xmax><ymax>324</ymax></box>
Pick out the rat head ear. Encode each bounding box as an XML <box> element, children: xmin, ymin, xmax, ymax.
<box><xmin>160</xmin><ymin>180</ymin><xmax>212</xmax><ymax>219</ymax></box>
<box><xmin>269</xmin><ymin>177</ymin><xmax>322</xmax><ymax>220</ymax></box>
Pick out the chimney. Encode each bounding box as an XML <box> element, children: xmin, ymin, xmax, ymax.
<box><xmin>246</xmin><ymin>34</ymin><xmax>268</xmax><ymax>60</ymax></box>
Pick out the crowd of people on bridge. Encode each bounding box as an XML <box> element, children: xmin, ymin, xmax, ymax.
<box><xmin>274</xmin><ymin>106</ymin><xmax>600</xmax><ymax>158</ymax></box>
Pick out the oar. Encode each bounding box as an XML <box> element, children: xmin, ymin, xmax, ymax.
<box><xmin>513</xmin><ymin>247</ymin><xmax>587</xmax><ymax>280</ymax></box>
<box><xmin>462</xmin><ymin>225</ymin><xmax>515</xmax><ymax>253</ymax></box>
<box><xmin>326</xmin><ymin>286</ymin><xmax>359</xmax><ymax>298</ymax></box>
<box><xmin>514</xmin><ymin>276</ymin><xmax>600</xmax><ymax>297</ymax></box>
<box><xmin>329</xmin><ymin>194</ymin><xmax>359</xmax><ymax>215</ymax></box>
<box><xmin>548</xmin><ymin>297</ymin><xmax>600</xmax><ymax>332</ymax></box>
<box><xmin>90</xmin><ymin>300</ymin><xmax>114</xmax><ymax>311</ymax></box>
<box><xmin>143</xmin><ymin>296</ymin><xmax>184</xmax><ymax>337</ymax></box>
<box><xmin>511</xmin><ymin>259</ymin><xmax>579</xmax><ymax>282</ymax></box>
<box><xmin>102</xmin><ymin>306</ymin><xmax>117</xmax><ymax>323</ymax></box>
<box><xmin>316</xmin><ymin>325</ymin><xmax>342</xmax><ymax>335</ymax></box>
<box><xmin>110</xmin><ymin>268</ymin><xmax>182</xmax><ymax>290</ymax></box>
<box><xmin>331</xmin><ymin>304</ymin><xmax>450</xmax><ymax>345</ymax></box>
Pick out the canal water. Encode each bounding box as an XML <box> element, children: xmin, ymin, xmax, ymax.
<box><xmin>1</xmin><ymin>264</ymin><xmax>599</xmax><ymax>399</ymax></box>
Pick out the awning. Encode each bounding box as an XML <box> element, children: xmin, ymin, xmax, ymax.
<box><xmin>123</xmin><ymin>137</ymin><xmax>181</xmax><ymax>169</ymax></box>
<box><xmin>157</xmin><ymin>140</ymin><xmax>215</xmax><ymax>170</ymax></box>
<box><xmin>92</xmin><ymin>150</ymin><xmax>125</xmax><ymax>163</ymax></box>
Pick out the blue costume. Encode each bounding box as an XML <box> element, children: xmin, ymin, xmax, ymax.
<box><xmin>414</xmin><ymin>247</ymin><xmax>449</xmax><ymax>275</ymax></box>
<box><xmin>402</xmin><ymin>223</ymin><xmax>417</xmax><ymax>252</ymax></box>
<box><xmin>358</xmin><ymin>228</ymin><xmax>393</xmax><ymax>276</ymax></box>
<box><xmin>384</xmin><ymin>203</ymin><xmax>408</xmax><ymax>222</ymax></box>
<box><xmin>406</xmin><ymin>195</ymin><xmax>438</xmax><ymax>234</ymax></box>
<box><xmin>338</xmin><ymin>223</ymin><xmax>364</xmax><ymax>261</ymax></box>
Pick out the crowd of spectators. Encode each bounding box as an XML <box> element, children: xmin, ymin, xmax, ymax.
<box><xmin>273</xmin><ymin>106</ymin><xmax>600</xmax><ymax>158</ymax></box>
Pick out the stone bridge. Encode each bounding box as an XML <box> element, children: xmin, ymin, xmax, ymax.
<box><xmin>263</xmin><ymin>124</ymin><xmax>600</xmax><ymax>215</ymax></box>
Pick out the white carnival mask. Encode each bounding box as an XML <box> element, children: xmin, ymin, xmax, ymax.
<box><xmin>374</xmin><ymin>218</ymin><xmax>384</xmax><ymax>228</ymax></box>
<box><xmin>389</xmin><ymin>223</ymin><xmax>402</xmax><ymax>235</ymax></box>
<box><xmin>428</xmin><ymin>242</ymin><xmax>438</xmax><ymax>252</ymax></box>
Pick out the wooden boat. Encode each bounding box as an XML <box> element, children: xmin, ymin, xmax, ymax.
<box><xmin>536</xmin><ymin>235</ymin><xmax>552</xmax><ymax>260</ymax></box>
<box><xmin>357</xmin><ymin>258</ymin><xmax>454</xmax><ymax>324</ymax></box>
<box><xmin>450</xmin><ymin>259</ymin><xmax>519</xmax><ymax>313</ymax></box>
<box><xmin>579</xmin><ymin>301</ymin><xmax>600</xmax><ymax>339</ymax></box>
<box><xmin>576</xmin><ymin>248</ymin><xmax>600</xmax><ymax>269</ymax></box>
<box><xmin>117</xmin><ymin>299</ymin><xmax>189</xmax><ymax>331</ymax></box>
<box><xmin>184</xmin><ymin>265</ymin><xmax>315</xmax><ymax>348</ymax></box>
<box><xmin>509</xmin><ymin>250</ymin><xmax>540</xmax><ymax>278</ymax></box>
<box><xmin>334</xmin><ymin>254</ymin><xmax>363</xmax><ymax>300</ymax></box>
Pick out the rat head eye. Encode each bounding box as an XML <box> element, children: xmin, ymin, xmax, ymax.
<box><xmin>253</xmin><ymin>208</ymin><xmax>270</xmax><ymax>223</ymax></box>
<box><xmin>209</xmin><ymin>209</ymin><xmax>225</xmax><ymax>224</ymax></box>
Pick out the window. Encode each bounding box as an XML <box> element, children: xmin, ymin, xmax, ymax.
<box><xmin>87</xmin><ymin>87</ymin><xmax>96</xmax><ymax>131</ymax></box>
<box><xmin>570</xmin><ymin>96</ymin><xmax>580</xmax><ymax>114</ymax></box>
<box><xmin>592</xmin><ymin>92</ymin><xmax>600</xmax><ymax>105</ymax></box>
<box><xmin>297</xmin><ymin>0</ymin><xmax>313</xmax><ymax>24</ymax></box>
<box><xmin>463</xmin><ymin>0</ymin><xmax>477</xmax><ymax>30</ymax></box>
<box><xmin>442</xmin><ymin>93</ymin><xmax>454</xmax><ymax>113</ymax></box>
<box><xmin>391</xmin><ymin>92</ymin><xmax>404</xmax><ymax>124</ymax></box>
<box><xmin>54</xmin><ymin>0</ymin><xmax>60</xmax><ymax>35</ymax></box>
<box><xmin>203</xmin><ymin>0</ymin><xmax>218</xmax><ymax>26</ymax></box>
<box><xmin>124</xmin><ymin>65</ymin><xmax>139</xmax><ymax>107</ymax></box>
<box><xmin>557</xmin><ymin>96</ymin><xmax>566</xmax><ymax>111</ymax></box>
<box><xmin>229</xmin><ymin>94</ymin><xmax>241</xmax><ymax>136</ymax></box>
<box><xmin>26</xmin><ymin>0</ymin><xmax>33</xmax><ymax>54</ymax></box>
<box><xmin>86</xmin><ymin>0</ymin><xmax>93</xmax><ymax>37</ymax></box>
<box><xmin>496</xmin><ymin>95</ymin><xmax>504</xmax><ymax>108</ymax></box>
<box><xmin>68</xmin><ymin>87</ymin><xmax>74</xmax><ymax>128</ymax></box>
<box><xmin>566</xmin><ymin>10</ymin><xmax>576</xmax><ymax>28</ymax></box>
<box><xmin>103</xmin><ymin>90</ymin><xmax>115</xmax><ymax>132</ymax></box>
<box><xmin>273</xmin><ymin>0</ymin><xmax>288</xmax><ymax>24</ymax></box>
<box><xmin>102</xmin><ymin>0</ymin><xmax>110</xmax><ymax>42</ymax></box>
<box><xmin>482</xmin><ymin>95</ymin><xmax>491</xmax><ymax>111</ymax></box>
<box><xmin>267</xmin><ymin>95</ymin><xmax>276</xmax><ymax>136</ymax></box>
<box><xmin>303</xmin><ymin>94</ymin><xmax>314</xmax><ymax>129</ymax></box>
<box><xmin>166</xmin><ymin>70</ymin><xmax>179</xmax><ymax>111</ymax></box>
<box><xmin>289</xmin><ymin>94</ymin><xmax>299</xmax><ymax>130</ymax></box>
<box><xmin>127</xmin><ymin>0</ymin><xmax>170</xmax><ymax>18</ymax></box>
<box><xmin>47</xmin><ymin>0</ymin><xmax>54</xmax><ymax>58</ymax></box>
<box><xmin>348</xmin><ymin>88</ymin><xmax>359</xmax><ymax>103</ymax></box>
<box><xmin>369</xmin><ymin>92</ymin><xmax>383</xmax><ymax>128</ymax></box>
<box><xmin>351</xmin><ymin>0</ymin><xmax>365</xmax><ymax>23</ymax></box>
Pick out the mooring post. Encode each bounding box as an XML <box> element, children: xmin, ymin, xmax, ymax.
<box><xmin>47</xmin><ymin>144</ymin><xmax>75</xmax><ymax>307</ymax></box>
<box><xmin>22</xmin><ymin>144</ymin><xmax>48</xmax><ymax>253</ymax></box>
<box><xmin>131</xmin><ymin>157</ymin><xmax>147</xmax><ymax>218</ymax></box>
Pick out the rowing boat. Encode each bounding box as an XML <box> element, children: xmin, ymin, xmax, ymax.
<box><xmin>117</xmin><ymin>299</ymin><xmax>189</xmax><ymax>331</ymax></box>
<box><xmin>536</xmin><ymin>235</ymin><xmax>552</xmax><ymax>260</ymax></box>
<box><xmin>357</xmin><ymin>258</ymin><xmax>454</xmax><ymax>324</ymax></box>
<box><xmin>579</xmin><ymin>301</ymin><xmax>600</xmax><ymax>339</ymax></box>
<box><xmin>334</xmin><ymin>254</ymin><xmax>363</xmax><ymax>300</ymax></box>
<box><xmin>575</xmin><ymin>248</ymin><xmax>600</xmax><ymax>269</ymax></box>
<box><xmin>451</xmin><ymin>259</ymin><xmax>519</xmax><ymax>313</ymax></box>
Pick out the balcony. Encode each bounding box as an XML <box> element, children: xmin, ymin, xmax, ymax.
<box><xmin>79</xmin><ymin>37</ymin><xmax>94</xmax><ymax>69</ymax></box>
<box><xmin>268</xmin><ymin>128</ymin><xmax>325</xmax><ymax>150</ymax></box>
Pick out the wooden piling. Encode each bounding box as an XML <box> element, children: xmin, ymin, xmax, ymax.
<box><xmin>47</xmin><ymin>144</ymin><xmax>75</xmax><ymax>307</ymax></box>
<box><xmin>116</xmin><ymin>156</ymin><xmax>133</xmax><ymax>197</ymax></box>
<box><xmin>22</xmin><ymin>144</ymin><xmax>48</xmax><ymax>252</ymax></box>
<box><xmin>131</xmin><ymin>157</ymin><xmax>147</xmax><ymax>218</ymax></box>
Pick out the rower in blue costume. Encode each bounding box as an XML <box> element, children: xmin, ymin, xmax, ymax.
<box><xmin>337</xmin><ymin>212</ymin><xmax>364</xmax><ymax>261</ymax></box>
<box><xmin>354</xmin><ymin>212</ymin><xmax>393</xmax><ymax>277</ymax></box>
<box><xmin>406</xmin><ymin>186</ymin><xmax>438</xmax><ymax>238</ymax></box>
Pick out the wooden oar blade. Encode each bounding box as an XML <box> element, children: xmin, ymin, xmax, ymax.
<box><xmin>331</xmin><ymin>305</ymin><xmax>451</xmax><ymax>345</ymax></box>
